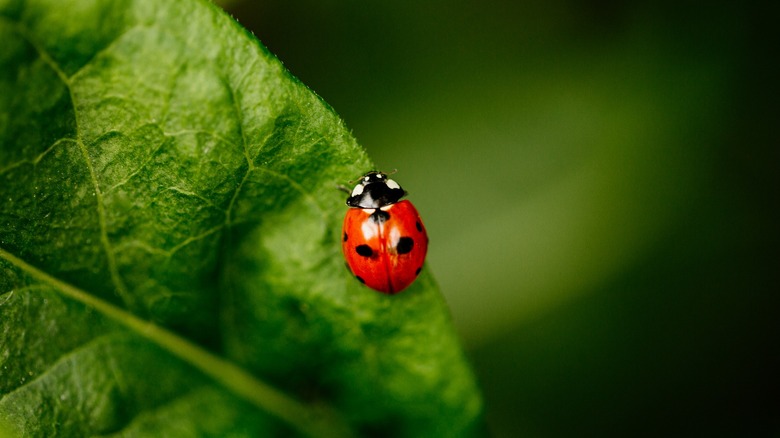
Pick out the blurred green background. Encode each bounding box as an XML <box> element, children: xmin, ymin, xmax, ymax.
<box><xmin>219</xmin><ymin>1</ymin><xmax>777</xmax><ymax>436</ymax></box>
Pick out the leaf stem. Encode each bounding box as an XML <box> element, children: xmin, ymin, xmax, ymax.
<box><xmin>0</xmin><ymin>247</ymin><xmax>353</xmax><ymax>438</ymax></box>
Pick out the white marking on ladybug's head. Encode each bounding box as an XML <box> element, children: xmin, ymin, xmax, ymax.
<box><xmin>351</xmin><ymin>183</ymin><xmax>364</xmax><ymax>198</ymax></box>
<box><xmin>386</xmin><ymin>179</ymin><xmax>400</xmax><ymax>190</ymax></box>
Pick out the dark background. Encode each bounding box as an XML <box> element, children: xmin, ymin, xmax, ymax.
<box><xmin>220</xmin><ymin>1</ymin><xmax>778</xmax><ymax>436</ymax></box>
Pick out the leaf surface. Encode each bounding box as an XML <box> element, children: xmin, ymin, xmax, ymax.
<box><xmin>0</xmin><ymin>0</ymin><xmax>483</xmax><ymax>436</ymax></box>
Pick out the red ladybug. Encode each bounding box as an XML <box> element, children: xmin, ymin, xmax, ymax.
<box><xmin>341</xmin><ymin>171</ymin><xmax>428</xmax><ymax>294</ymax></box>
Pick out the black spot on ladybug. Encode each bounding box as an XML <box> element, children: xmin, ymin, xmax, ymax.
<box><xmin>356</xmin><ymin>275</ymin><xmax>366</xmax><ymax>284</ymax></box>
<box><xmin>396</xmin><ymin>237</ymin><xmax>414</xmax><ymax>254</ymax></box>
<box><xmin>356</xmin><ymin>244</ymin><xmax>373</xmax><ymax>257</ymax></box>
<box><xmin>343</xmin><ymin>232</ymin><xmax>348</xmax><ymax>242</ymax></box>
<box><xmin>415</xmin><ymin>267</ymin><xmax>422</xmax><ymax>276</ymax></box>
<box><xmin>370</xmin><ymin>210</ymin><xmax>390</xmax><ymax>224</ymax></box>
<box><xmin>416</xmin><ymin>221</ymin><xmax>422</xmax><ymax>232</ymax></box>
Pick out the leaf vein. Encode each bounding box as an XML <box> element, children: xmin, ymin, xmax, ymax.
<box><xmin>0</xmin><ymin>138</ymin><xmax>79</xmax><ymax>176</ymax></box>
<box><xmin>67</xmin><ymin>24</ymin><xmax>144</xmax><ymax>81</ymax></box>
<box><xmin>10</xmin><ymin>21</ymin><xmax>135</xmax><ymax>310</ymax></box>
<box><xmin>0</xmin><ymin>332</ymin><xmax>126</xmax><ymax>404</ymax></box>
<box><xmin>222</xmin><ymin>76</ymin><xmax>254</xmax><ymax>227</ymax></box>
<box><xmin>0</xmin><ymin>247</ymin><xmax>351</xmax><ymax>437</ymax></box>
<box><xmin>254</xmin><ymin>165</ymin><xmax>329</xmax><ymax>223</ymax></box>
<box><xmin>76</xmin><ymin>138</ymin><xmax>134</xmax><ymax>309</ymax></box>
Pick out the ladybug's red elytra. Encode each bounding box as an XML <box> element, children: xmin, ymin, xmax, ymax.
<box><xmin>341</xmin><ymin>171</ymin><xmax>428</xmax><ymax>294</ymax></box>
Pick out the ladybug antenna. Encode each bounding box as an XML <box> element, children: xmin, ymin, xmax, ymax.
<box><xmin>347</xmin><ymin>172</ymin><xmax>372</xmax><ymax>184</ymax></box>
<box><xmin>386</xmin><ymin>168</ymin><xmax>398</xmax><ymax>176</ymax></box>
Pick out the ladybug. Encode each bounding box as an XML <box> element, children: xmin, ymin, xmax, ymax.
<box><xmin>341</xmin><ymin>171</ymin><xmax>428</xmax><ymax>294</ymax></box>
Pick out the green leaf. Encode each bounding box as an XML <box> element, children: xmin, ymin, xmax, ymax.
<box><xmin>0</xmin><ymin>0</ymin><xmax>483</xmax><ymax>436</ymax></box>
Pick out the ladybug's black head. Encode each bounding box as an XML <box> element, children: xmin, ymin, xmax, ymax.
<box><xmin>346</xmin><ymin>171</ymin><xmax>406</xmax><ymax>209</ymax></box>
